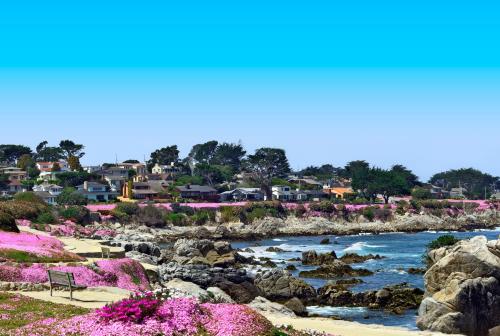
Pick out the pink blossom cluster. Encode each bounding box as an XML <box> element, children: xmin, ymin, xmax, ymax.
<box><xmin>201</xmin><ymin>303</ymin><xmax>273</xmax><ymax>336</ymax></box>
<box><xmin>15</xmin><ymin>219</ymin><xmax>32</xmax><ymax>227</ymax></box>
<box><xmin>0</xmin><ymin>232</ymin><xmax>69</xmax><ymax>257</ymax></box>
<box><xmin>13</xmin><ymin>297</ymin><xmax>274</xmax><ymax>336</ymax></box>
<box><xmin>96</xmin><ymin>258</ymin><xmax>150</xmax><ymax>291</ymax></box>
<box><xmin>49</xmin><ymin>221</ymin><xmax>116</xmax><ymax>238</ymax></box>
<box><xmin>0</xmin><ymin>259</ymin><xmax>149</xmax><ymax>291</ymax></box>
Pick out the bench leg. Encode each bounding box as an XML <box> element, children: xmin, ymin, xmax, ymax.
<box><xmin>50</xmin><ymin>284</ymin><xmax>53</xmax><ymax>297</ymax></box>
<box><xmin>70</xmin><ymin>286</ymin><xmax>73</xmax><ymax>301</ymax></box>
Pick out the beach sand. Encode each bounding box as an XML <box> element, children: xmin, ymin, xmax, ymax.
<box><xmin>266</xmin><ymin>314</ymin><xmax>461</xmax><ymax>336</ymax></box>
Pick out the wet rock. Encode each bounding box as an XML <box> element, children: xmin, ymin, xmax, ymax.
<box><xmin>122</xmin><ymin>241</ymin><xmax>161</xmax><ymax>257</ymax></box>
<box><xmin>266</xmin><ymin>246</ymin><xmax>286</xmax><ymax>252</ymax></box>
<box><xmin>254</xmin><ymin>269</ymin><xmax>317</xmax><ymax>302</ymax></box>
<box><xmin>318</xmin><ymin>282</ymin><xmax>423</xmax><ymax>313</ymax></box>
<box><xmin>339</xmin><ymin>253</ymin><xmax>385</xmax><ymax>264</ymax></box>
<box><xmin>285</xmin><ymin>264</ymin><xmax>297</xmax><ymax>271</ymax></box>
<box><xmin>247</xmin><ymin>296</ymin><xmax>296</xmax><ymax>317</ymax></box>
<box><xmin>159</xmin><ymin>262</ymin><xmax>250</xmax><ymax>288</ymax></box>
<box><xmin>301</xmin><ymin>250</ymin><xmax>337</xmax><ymax>265</ymax></box>
<box><xmin>125</xmin><ymin>251</ymin><xmax>158</xmax><ymax>265</ymax></box>
<box><xmin>216</xmin><ymin>280</ymin><xmax>261</xmax><ymax>304</ymax></box>
<box><xmin>284</xmin><ymin>297</ymin><xmax>307</xmax><ymax>316</ymax></box>
<box><xmin>299</xmin><ymin>260</ymin><xmax>373</xmax><ymax>279</ymax></box>
<box><xmin>319</xmin><ymin>238</ymin><xmax>330</xmax><ymax>245</ymax></box>
<box><xmin>408</xmin><ymin>267</ymin><xmax>426</xmax><ymax>274</ymax></box>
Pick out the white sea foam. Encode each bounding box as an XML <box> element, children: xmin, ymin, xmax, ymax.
<box><xmin>272</xmin><ymin>238</ymin><xmax>287</xmax><ymax>242</ymax></box>
<box><xmin>342</xmin><ymin>242</ymin><xmax>386</xmax><ymax>252</ymax></box>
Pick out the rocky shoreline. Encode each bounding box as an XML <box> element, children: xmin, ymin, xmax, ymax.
<box><xmin>99</xmin><ymin>211</ymin><xmax>500</xmax><ymax>335</ymax></box>
<box><xmin>110</xmin><ymin>210</ymin><xmax>499</xmax><ymax>243</ymax></box>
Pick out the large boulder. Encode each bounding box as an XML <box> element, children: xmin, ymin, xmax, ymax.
<box><xmin>254</xmin><ymin>269</ymin><xmax>316</xmax><ymax>302</ymax></box>
<box><xmin>417</xmin><ymin>236</ymin><xmax>500</xmax><ymax>336</ymax></box>
<box><xmin>159</xmin><ymin>262</ymin><xmax>250</xmax><ymax>288</ymax></box>
<box><xmin>247</xmin><ymin>296</ymin><xmax>296</xmax><ymax>317</ymax></box>
<box><xmin>299</xmin><ymin>260</ymin><xmax>373</xmax><ymax>278</ymax></box>
<box><xmin>301</xmin><ymin>250</ymin><xmax>337</xmax><ymax>265</ymax></box>
<box><xmin>174</xmin><ymin>239</ymin><xmax>214</xmax><ymax>257</ymax></box>
<box><xmin>318</xmin><ymin>282</ymin><xmax>423</xmax><ymax>313</ymax></box>
<box><xmin>424</xmin><ymin>236</ymin><xmax>500</xmax><ymax>295</ymax></box>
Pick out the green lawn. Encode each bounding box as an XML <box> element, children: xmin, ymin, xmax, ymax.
<box><xmin>0</xmin><ymin>292</ymin><xmax>89</xmax><ymax>335</ymax></box>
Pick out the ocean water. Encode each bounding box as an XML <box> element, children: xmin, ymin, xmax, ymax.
<box><xmin>233</xmin><ymin>228</ymin><xmax>500</xmax><ymax>329</ymax></box>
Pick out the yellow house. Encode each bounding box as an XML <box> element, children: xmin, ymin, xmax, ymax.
<box><xmin>323</xmin><ymin>187</ymin><xmax>354</xmax><ymax>199</ymax></box>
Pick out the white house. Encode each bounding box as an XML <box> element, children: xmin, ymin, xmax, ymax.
<box><xmin>152</xmin><ymin>163</ymin><xmax>181</xmax><ymax>175</ymax></box>
<box><xmin>272</xmin><ymin>185</ymin><xmax>292</xmax><ymax>201</ymax></box>
<box><xmin>33</xmin><ymin>182</ymin><xmax>63</xmax><ymax>196</ymax></box>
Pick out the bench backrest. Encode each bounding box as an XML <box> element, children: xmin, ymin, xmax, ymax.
<box><xmin>47</xmin><ymin>270</ymin><xmax>76</xmax><ymax>286</ymax></box>
<box><xmin>101</xmin><ymin>246</ymin><xmax>110</xmax><ymax>258</ymax></box>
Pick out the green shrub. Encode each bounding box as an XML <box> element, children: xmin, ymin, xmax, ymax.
<box><xmin>410</xmin><ymin>200</ymin><xmax>422</xmax><ymax>212</ymax></box>
<box><xmin>135</xmin><ymin>205</ymin><xmax>166</xmax><ymax>227</ymax></box>
<box><xmin>56</xmin><ymin>188</ymin><xmax>87</xmax><ymax>205</ymax></box>
<box><xmin>0</xmin><ymin>200</ymin><xmax>47</xmax><ymax>220</ymax></box>
<box><xmin>36</xmin><ymin>211</ymin><xmax>57</xmax><ymax>224</ymax></box>
<box><xmin>164</xmin><ymin>212</ymin><xmax>188</xmax><ymax>226</ymax></box>
<box><xmin>58</xmin><ymin>206</ymin><xmax>90</xmax><ymax>223</ymax></box>
<box><xmin>246</xmin><ymin>207</ymin><xmax>267</xmax><ymax>222</ymax></box>
<box><xmin>192</xmin><ymin>211</ymin><xmax>210</xmax><ymax>225</ymax></box>
<box><xmin>411</xmin><ymin>187</ymin><xmax>432</xmax><ymax>200</ymax></box>
<box><xmin>294</xmin><ymin>204</ymin><xmax>307</xmax><ymax>218</ymax></box>
<box><xmin>220</xmin><ymin>206</ymin><xmax>241</xmax><ymax>223</ymax></box>
<box><xmin>396</xmin><ymin>200</ymin><xmax>409</xmax><ymax>215</ymax></box>
<box><xmin>428</xmin><ymin>235</ymin><xmax>460</xmax><ymax>250</ymax></box>
<box><xmin>114</xmin><ymin>202</ymin><xmax>140</xmax><ymax>216</ymax></box>
<box><xmin>374</xmin><ymin>207</ymin><xmax>392</xmax><ymax>222</ymax></box>
<box><xmin>429</xmin><ymin>208</ymin><xmax>444</xmax><ymax>217</ymax></box>
<box><xmin>362</xmin><ymin>206</ymin><xmax>375</xmax><ymax>222</ymax></box>
<box><xmin>309</xmin><ymin>201</ymin><xmax>336</xmax><ymax>214</ymax></box>
<box><xmin>171</xmin><ymin>203</ymin><xmax>195</xmax><ymax>216</ymax></box>
<box><xmin>13</xmin><ymin>192</ymin><xmax>45</xmax><ymax>204</ymax></box>
<box><xmin>0</xmin><ymin>211</ymin><xmax>19</xmax><ymax>233</ymax></box>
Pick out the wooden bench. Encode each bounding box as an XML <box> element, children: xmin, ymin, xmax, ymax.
<box><xmin>101</xmin><ymin>246</ymin><xmax>111</xmax><ymax>258</ymax></box>
<box><xmin>47</xmin><ymin>270</ymin><xmax>87</xmax><ymax>301</ymax></box>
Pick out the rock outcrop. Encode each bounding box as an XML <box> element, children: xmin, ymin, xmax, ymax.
<box><xmin>417</xmin><ymin>235</ymin><xmax>500</xmax><ymax>336</ymax></box>
<box><xmin>254</xmin><ymin>269</ymin><xmax>316</xmax><ymax>303</ymax></box>
<box><xmin>299</xmin><ymin>260</ymin><xmax>373</xmax><ymax>278</ymax></box>
<box><xmin>318</xmin><ymin>282</ymin><xmax>423</xmax><ymax>313</ymax></box>
<box><xmin>301</xmin><ymin>250</ymin><xmax>337</xmax><ymax>265</ymax></box>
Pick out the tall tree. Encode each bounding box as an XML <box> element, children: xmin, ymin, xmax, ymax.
<box><xmin>148</xmin><ymin>145</ymin><xmax>180</xmax><ymax>171</ymax></box>
<box><xmin>391</xmin><ymin>164</ymin><xmax>419</xmax><ymax>187</ymax></box>
<box><xmin>211</xmin><ymin>142</ymin><xmax>246</xmax><ymax>170</ymax></box>
<box><xmin>429</xmin><ymin>168</ymin><xmax>498</xmax><ymax>199</ymax></box>
<box><xmin>68</xmin><ymin>156</ymin><xmax>82</xmax><ymax>171</ymax></box>
<box><xmin>366</xmin><ymin>168</ymin><xmax>411</xmax><ymax>203</ymax></box>
<box><xmin>16</xmin><ymin>154</ymin><xmax>40</xmax><ymax>179</ymax></box>
<box><xmin>194</xmin><ymin>163</ymin><xmax>225</xmax><ymax>186</ymax></box>
<box><xmin>0</xmin><ymin>145</ymin><xmax>32</xmax><ymax>164</ymax></box>
<box><xmin>35</xmin><ymin>141</ymin><xmax>64</xmax><ymax>161</ymax></box>
<box><xmin>344</xmin><ymin>160</ymin><xmax>371</xmax><ymax>196</ymax></box>
<box><xmin>244</xmin><ymin>147</ymin><xmax>291</xmax><ymax>198</ymax></box>
<box><xmin>188</xmin><ymin>140</ymin><xmax>219</xmax><ymax>165</ymax></box>
<box><xmin>59</xmin><ymin>140</ymin><xmax>85</xmax><ymax>159</ymax></box>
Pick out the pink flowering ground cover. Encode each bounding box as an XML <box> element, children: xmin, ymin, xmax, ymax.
<box><xmin>0</xmin><ymin>258</ymin><xmax>149</xmax><ymax>291</ymax></box>
<box><xmin>49</xmin><ymin>220</ymin><xmax>117</xmax><ymax>238</ymax></box>
<box><xmin>13</xmin><ymin>296</ymin><xmax>275</xmax><ymax>336</ymax></box>
<box><xmin>0</xmin><ymin>231</ymin><xmax>83</xmax><ymax>262</ymax></box>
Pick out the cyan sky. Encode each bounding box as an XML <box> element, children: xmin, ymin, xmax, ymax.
<box><xmin>0</xmin><ymin>1</ymin><xmax>499</xmax><ymax>180</ymax></box>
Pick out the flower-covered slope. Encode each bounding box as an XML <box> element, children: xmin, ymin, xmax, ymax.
<box><xmin>0</xmin><ymin>231</ymin><xmax>83</xmax><ymax>262</ymax></box>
